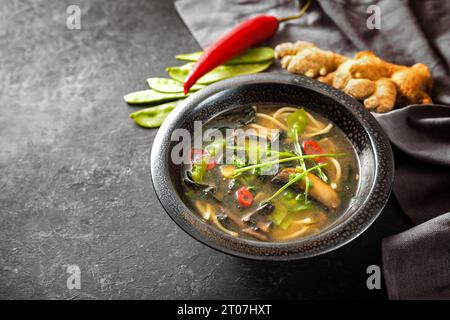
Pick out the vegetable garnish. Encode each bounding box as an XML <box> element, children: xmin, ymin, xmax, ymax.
<box><xmin>191</xmin><ymin>148</ymin><xmax>216</xmax><ymax>170</ymax></box>
<box><xmin>147</xmin><ymin>77</ymin><xmax>206</xmax><ymax>93</ymax></box>
<box><xmin>236</xmin><ymin>186</ymin><xmax>254</xmax><ymax>208</ymax></box>
<box><xmin>190</xmin><ymin>160</ymin><xmax>207</xmax><ymax>183</ymax></box>
<box><xmin>286</xmin><ymin>108</ymin><xmax>329</xmax><ymax>185</ymax></box>
<box><xmin>182</xmin><ymin>0</ymin><xmax>311</xmax><ymax>93</ymax></box>
<box><xmin>125</xmin><ymin>47</ymin><xmax>276</xmax><ymax>128</ymax></box>
<box><xmin>287</xmin><ymin>108</ymin><xmax>308</xmax><ymax>139</ymax></box>
<box><xmin>286</xmin><ymin>108</ymin><xmax>310</xmax><ymax>197</ymax></box>
<box><xmin>232</xmin><ymin>153</ymin><xmax>343</xmax><ymax>175</ymax></box>
<box><xmin>302</xmin><ymin>140</ymin><xmax>329</xmax><ymax>182</ymax></box>
<box><xmin>225</xmin><ymin>145</ymin><xmax>296</xmax><ymax>158</ymax></box>
<box><xmin>176</xmin><ymin>47</ymin><xmax>275</xmax><ymax>65</ymax></box>
<box><xmin>124</xmin><ymin>89</ymin><xmax>188</xmax><ymax>105</ymax></box>
<box><xmin>289</xmin><ymin>110</ymin><xmax>312</xmax><ymax>198</ymax></box>
<box><xmin>303</xmin><ymin>140</ymin><xmax>326</xmax><ymax>163</ymax></box>
<box><xmin>129</xmin><ymin>100</ymin><xmax>182</xmax><ymax>128</ymax></box>
<box><xmin>168</xmin><ymin>61</ymin><xmax>274</xmax><ymax>85</ymax></box>
<box><xmin>261</xmin><ymin>164</ymin><xmax>327</xmax><ymax>205</ymax></box>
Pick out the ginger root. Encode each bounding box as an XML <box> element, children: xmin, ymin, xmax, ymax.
<box><xmin>275</xmin><ymin>41</ymin><xmax>433</xmax><ymax>113</ymax></box>
<box><xmin>364</xmin><ymin>78</ymin><xmax>397</xmax><ymax>113</ymax></box>
<box><xmin>275</xmin><ymin>41</ymin><xmax>347</xmax><ymax>78</ymax></box>
<box><xmin>344</xmin><ymin>79</ymin><xmax>376</xmax><ymax>100</ymax></box>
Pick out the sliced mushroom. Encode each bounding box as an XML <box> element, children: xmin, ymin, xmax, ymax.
<box><xmin>241</xmin><ymin>203</ymin><xmax>275</xmax><ymax>222</ymax></box>
<box><xmin>256</xmin><ymin>220</ymin><xmax>273</xmax><ymax>233</ymax></box>
<box><xmin>242</xmin><ymin>227</ymin><xmax>269</xmax><ymax>241</ymax></box>
<box><xmin>272</xmin><ymin>168</ymin><xmax>340</xmax><ymax>210</ymax></box>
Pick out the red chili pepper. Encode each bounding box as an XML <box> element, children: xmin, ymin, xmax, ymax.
<box><xmin>206</xmin><ymin>159</ymin><xmax>216</xmax><ymax>170</ymax></box>
<box><xmin>302</xmin><ymin>140</ymin><xmax>326</xmax><ymax>163</ymax></box>
<box><xmin>183</xmin><ymin>0</ymin><xmax>311</xmax><ymax>94</ymax></box>
<box><xmin>236</xmin><ymin>186</ymin><xmax>253</xmax><ymax>208</ymax></box>
<box><xmin>191</xmin><ymin>148</ymin><xmax>216</xmax><ymax>170</ymax></box>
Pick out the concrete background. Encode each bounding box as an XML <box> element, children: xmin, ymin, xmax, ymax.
<box><xmin>0</xmin><ymin>0</ymin><xmax>412</xmax><ymax>299</ymax></box>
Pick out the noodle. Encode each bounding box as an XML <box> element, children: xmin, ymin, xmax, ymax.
<box><xmin>305</xmin><ymin>112</ymin><xmax>324</xmax><ymax>129</ymax></box>
<box><xmin>276</xmin><ymin>226</ymin><xmax>309</xmax><ymax>241</ymax></box>
<box><xmin>292</xmin><ymin>217</ymin><xmax>314</xmax><ymax>226</ymax></box>
<box><xmin>247</xmin><ymin>123</ymin><xmax>268</xmax><ymax>131</ymax></box>
<box><xmin>273</xmin><ymin>111</ymin><xmax>293</xmax><ymax>122</ymax></box>
<box><xmin>330</xmin><ymin>157</ymin><xmax>342</xmax><ymax>183</ymax></box>
<box><xmin>303</xmin><ymin>123</ymin><xmax>333</xmax><ymax>137</ymax></box>
<box><xmin>211</xmin><ymin>212</ymin><xmax>239</xmax><ymax>237</ymax></box>
<box><xmin>195</xmin><ymin>201</ymin><xmax>209</xmax><ymax>220</ymax></box>
<box><xmin>255</xmin><ymin>113</ymin><xmax>288</xmax><ymax>131</ymax></box>
<box><xmin>246</xmin><ymin>124</ymin><xmax>273</xmax><ymax>139</ymax></box>
<box><xmin>272</xmin><ymin>107</ymin><xmax>298</xmax><ymax>118</ymax></box>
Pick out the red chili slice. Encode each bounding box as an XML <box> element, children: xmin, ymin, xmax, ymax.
<box><xmin>302</xmin><ymin>140</ymin><xmax>325</xmax><ymax>163</ymax></box>
<box><xmin>206</xmin><ymin>159</ymin><xmax>217</xmax><ymax>170</ymax></box>
<box><xmin>236</xmin><ymin>186</ymin><xmax>253</xmax><ymax>207</ymax></box>
<box><xmin>191</xmin><ymin>148</ymin><xmax>216</xmax><ymax>170</ymax></box>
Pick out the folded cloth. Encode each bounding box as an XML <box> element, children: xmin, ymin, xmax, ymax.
<box><xmin>382</xmin><ymin>212</ymin><xmax>450</xmax><ymax>300</ymax></box>
<box><xmin>175</xmin><ymin>0</ymin><xmax>450</xmax><ymax>299</ymax></box>
<box><xmin>374</xmin><ymin>105</ymin><xmax>450</xmax><ymax>225</ymax></box>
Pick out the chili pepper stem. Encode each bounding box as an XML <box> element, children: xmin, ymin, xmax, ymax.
<box><xmin>277</xmin><ymin>0</ymin><xmax>312</xmax><ymax>23</ymax></box>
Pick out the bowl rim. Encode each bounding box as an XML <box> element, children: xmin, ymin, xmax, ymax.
<box><xmin>150</xmin><ymin>73</ymin><xmax>394</xmax><ymax>260</ymax></box>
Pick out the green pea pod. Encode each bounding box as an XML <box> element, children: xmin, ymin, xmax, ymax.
<box><xmin>287</xmin><ymin>108</ymin><xmax>308</xmax><ymax>139</ymax></box>
<box><xmin>124</xmin><ymin>89</ymin><xmax>188</xmax><ymax>105</ymax></box>
<box><xmin>147</xmin><ymin>77</ymin><xmax>205</xmax><ymax>93</ymax></box>
<box><xmin>176</xmin><ymin>47</ymin><xmax>275</xmax><ymax>65</ymax></box>
<box><xmin>167</xmin><ymin>60</ymin><xmax>273</xmax><ymax>84</ymax></box>
<box><xmin>129</xmin><ymin>100</ymin><xmax>183</xmax><ymax>128</ymax></box>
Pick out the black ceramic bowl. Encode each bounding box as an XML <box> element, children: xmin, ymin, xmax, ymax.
<box><xmin>151</xmin><ymin>73</ymin><xmax>393</xmax><ymax>260</ymax></box>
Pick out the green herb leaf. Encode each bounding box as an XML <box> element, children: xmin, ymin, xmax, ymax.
<box><xmin>205</xmin><ymin>139</ymin><xmax>225</xmax><ymax>157</ymax></box>
<box><xmin>191</xmin><ymin>160</ymin><xmax>207</xmax><ymax>183</ymax></box>
<box><xmin>166</xmin><ymin>60</ymin><xmax>274</xmax><ymax>85</ymax></box>
<box><xmin>232</xmin><ymin>155</ymin><xmax>246</xmax><ymax>168</ymax></box>
<box><xmin>147</xmin><ymin>77</ymin><xmax>206</xmax><ymax>93</ymax></box>
<box><xmin>124</xmin><ymin>89</ymin><xmax>188</xmax><ymax>105</ymax></box>
<box><xmin>282</xmin><ymin>190</ymin><xmax>295</xmax><ymax>200</ymax></box>
<box><xmin>175</xmin><ymin>47</ymin><xmax>275</xmax><ymax>65</ymax></box>
<box><xmin>261</xmin><ymin>164</ymin><xmax>327</xmax><ymax>205</ymax></box>
<box><xmin>129</xmin><ymin>100</ymin><xmax>183</xmax><ymax>128</ymax></box>
<box><xmin>232</xmin><ymin>153</ymin><xmax>342</xmax><ymax>175</ymax></box>
<box><xmin>279</xmin><ymin>215</ymin><xmax>293</xmax><ymax>230</ymax></box>
<box><xmin>270</xmin><ymin>206</ymin><xmax>288</xmax><ymax>226</ymax></box>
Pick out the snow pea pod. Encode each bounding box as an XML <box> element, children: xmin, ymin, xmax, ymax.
<box><xmin>129</xmin><ymin>100</ymin><xmax>183</xmax><ymax>128</ymax></box>
<box><xmin>287</xmin><ymin>108</ymin><xmax>308</xmax><ymax>139</ymax></box>
<box><xmin>166</xmin><ymin>60</ymin><xmax>273</xmax><ymax>85</ymax></box>
<box><xmin>175</xmin><ymin>47</ymin><xmax>275</xmax><ymax>65</ymax></box>
<box><xmin>124</xmin><ymin>89</ymin><xmax>188</xmax><ymax>105</ymax></box>
<box><xmin>147</xmin><ymin>77</ymin><xmax>205</xmax><ymax>93</ymax></box>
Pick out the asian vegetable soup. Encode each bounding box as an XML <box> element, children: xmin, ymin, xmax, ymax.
<box><xmin>181</xmin><ymin>105</ymin><xmax>359</xmax><ymax>242</ymax></box>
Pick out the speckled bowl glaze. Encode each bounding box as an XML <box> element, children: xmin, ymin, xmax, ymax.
<box><xmin>151</xmin><ymin>73</ymin><xmax>394</xmax><ymax>260</ymax></box>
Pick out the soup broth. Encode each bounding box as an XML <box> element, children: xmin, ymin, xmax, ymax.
<box><xmin>181</xmin><ymin>105</ymin><xmax>359</xmax><ymax>242</ymax></box>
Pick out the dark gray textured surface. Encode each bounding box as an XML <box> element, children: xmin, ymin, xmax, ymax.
<box><xmin>0</xmin><ymin>0</ymin><xmax>412</xmax><ymax>299</ymax></box>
